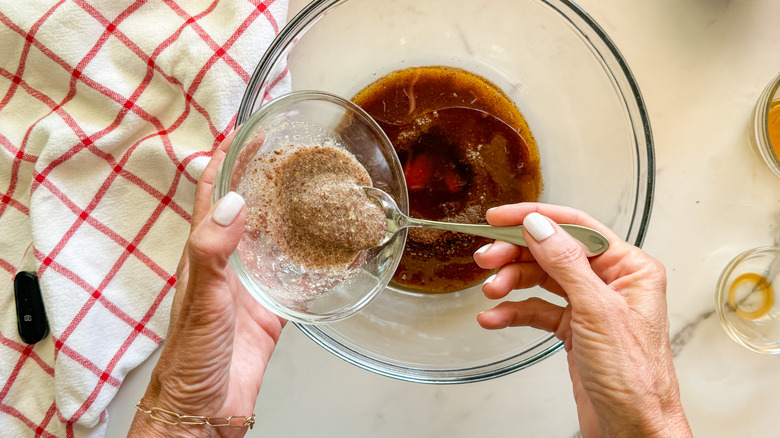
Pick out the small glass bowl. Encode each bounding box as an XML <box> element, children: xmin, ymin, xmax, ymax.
<box><xmin>750</xmin><ymin>72</ymin><xmax>780</xmax><ymax>177</ymax></box>
<box><xmin>716</xmin><ymin>246</ymin><xmax>780</xmax><ymax>354</ymax></box>
<box><xmin>213</xmin><ymin>90</ymin><xmax>409</xmax><ymax>324</ymax></box>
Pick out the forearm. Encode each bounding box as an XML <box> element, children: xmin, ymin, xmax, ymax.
<box><xmin>129</xmin><ymin>409</ymin><xmax>215</xmax><ymax>438</ymax></box>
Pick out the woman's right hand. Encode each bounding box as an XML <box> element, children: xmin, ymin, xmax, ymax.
<box><xmin>473</xmin><ymin>203</ymin><xmax>692</xmax><ymax>438</ymax></box>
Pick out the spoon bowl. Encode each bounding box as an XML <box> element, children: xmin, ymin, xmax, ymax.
<box><xmin>362</xmin><ymin>186</ymin><xmax>609</xmax><ymax>256</ymax></box>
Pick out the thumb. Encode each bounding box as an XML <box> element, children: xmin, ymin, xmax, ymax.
<box><xmin>187</xmin><ymin>191</ymin><xmax>246</xmax><ymax>280</ymax></box>
<box><xmin>523</xmin><ymin>212</ymin><xmax>605</xmax><ymax>305</ymax></box>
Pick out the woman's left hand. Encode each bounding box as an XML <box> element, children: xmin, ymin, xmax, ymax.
<box><xmin>129</xmin><ymin>132</ymin><xmax>286</xmax><ymax>438</ymax></box>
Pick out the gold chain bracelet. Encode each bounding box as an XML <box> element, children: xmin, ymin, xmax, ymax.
<box><xmin>135</xmin><ymin>402</ymin><xmax>255</xmax><ymax>429</ymax></box>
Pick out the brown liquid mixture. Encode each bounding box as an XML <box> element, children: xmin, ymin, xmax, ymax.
<box><xmin>352</xmin><ymin>66</ymin><xmax>542</xmax><ymax>293</ymax></box>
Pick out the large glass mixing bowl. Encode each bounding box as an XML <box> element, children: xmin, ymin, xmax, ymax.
<box><xmin>237</xmin><ymin>0</ymin><xmax>654</xmax><ymax>383</ymax></box>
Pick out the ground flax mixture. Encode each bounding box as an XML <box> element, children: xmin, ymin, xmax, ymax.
<box><xmin>243</xmin><ymin>142</ymin><xmax>387</xmax><ymax>271</ymax></box>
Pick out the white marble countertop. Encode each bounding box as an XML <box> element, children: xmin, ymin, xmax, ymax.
<box><xmin>107</xmin><ymin>0</ymin><xmax>780</xmax><ymax>436</ymax></box>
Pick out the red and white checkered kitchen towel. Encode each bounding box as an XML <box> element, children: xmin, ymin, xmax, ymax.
<box><xmin>0</xmin><ymin>1</ymin><xmax>289</xmax><ymax>436</ymax></box>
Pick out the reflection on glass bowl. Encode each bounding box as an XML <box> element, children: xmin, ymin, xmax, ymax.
<box><xmin>238</xmin><ymin>0</ymin><xmax>655</xmax><ymax>383</ymax></box>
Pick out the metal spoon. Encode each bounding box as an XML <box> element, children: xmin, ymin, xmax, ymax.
<box><xmin>362</xmin><ymin>186</ymin><xmax>610</xmax><ymax>256</ymax></box>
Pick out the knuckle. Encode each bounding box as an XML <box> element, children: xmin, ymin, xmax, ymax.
<box><xmin>187</xmin><ymin>232</ymin><xmax>218</xmax><ymax>262</ymax></box>
<box><xmin>629</xmin><ymin>247</ymin><xmax>668</xmax><ymax>287</ymax></box>
<box><xmin>651</xmin><ymin>258</ymin><xmax>666</xmax><ymax>278</ymax></box>
<box><xmin>548</xmin><ymin>243</ymin><xmax>584</xmax><ymax>267</ymax></box>
<box><xmin>650</xmin><ymin>256</ymin><xmax>666</xmax><ymax>274</ymax></box>
<box><xmin>525</xmin><ymin>296</ymin><xmax>547</xmax><ymax>306</ymax></box>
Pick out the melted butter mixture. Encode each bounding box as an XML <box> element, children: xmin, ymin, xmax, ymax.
<box><xmin>352</xmin><ymin>66</ymin><xmax>542</xmax><ymax>293</ymax></box>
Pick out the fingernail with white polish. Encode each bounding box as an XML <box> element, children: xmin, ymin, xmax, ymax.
<box><xmin>523</xmin><ymin>212</ymin><xmax>555</xmax><ymax>242</ymax></box>
<box><xmin>483</xmin><ymin>274</ymin><xmax>497</xmax><ymax>285</ymax></box>
<box><xmin>212</xmin><ymin>191</ymin><xmax>245</xmax><ymax>226</ymax></box>
<box><xmin>475</xmin><ymin>243</ymin><xmax>492</xmax><ymax>256</ymax></box>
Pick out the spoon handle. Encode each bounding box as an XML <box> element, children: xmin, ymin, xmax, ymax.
<box><xmin>406</xmin><ymin>217</ymin><xmax>609</xmax><ymax>256</ymax></box>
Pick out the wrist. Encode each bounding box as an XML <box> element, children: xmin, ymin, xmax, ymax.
<box><xmin>129</xmin><ymin>403</ymin><xmax>217</xmax><ymax>438</ymax></box>
<box><xmin>590</xmin><ymin>359</ymin><xmax>691</xmax><ymax>438</ymax></box>
<box><xmin>598</xmin><ymin>386</ymin><xmax>691</xmax><ymax>438</ymax></box>
<box><xmin>129</xmin><ymin>368</ymin><xmax>252</xmax><ymax>438</ymax></box>
<box><xmin>633</xmin><ymin>401</ymin><xmax>691</xmax><ymax>438</ymax></box>
<box><xmin>144</xmin><ymin>345</ymin><xmax>227</xmax><ymax>414</ymax></box>
<box><xmin>637</xmin><ymin>362</ymin><xmax>692</xmax><ymax>438</ymax></box>
<box><xmin>129</xmin><ymin>383</ymin><xmax>216</xmax><ymax>438</ymax></box>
